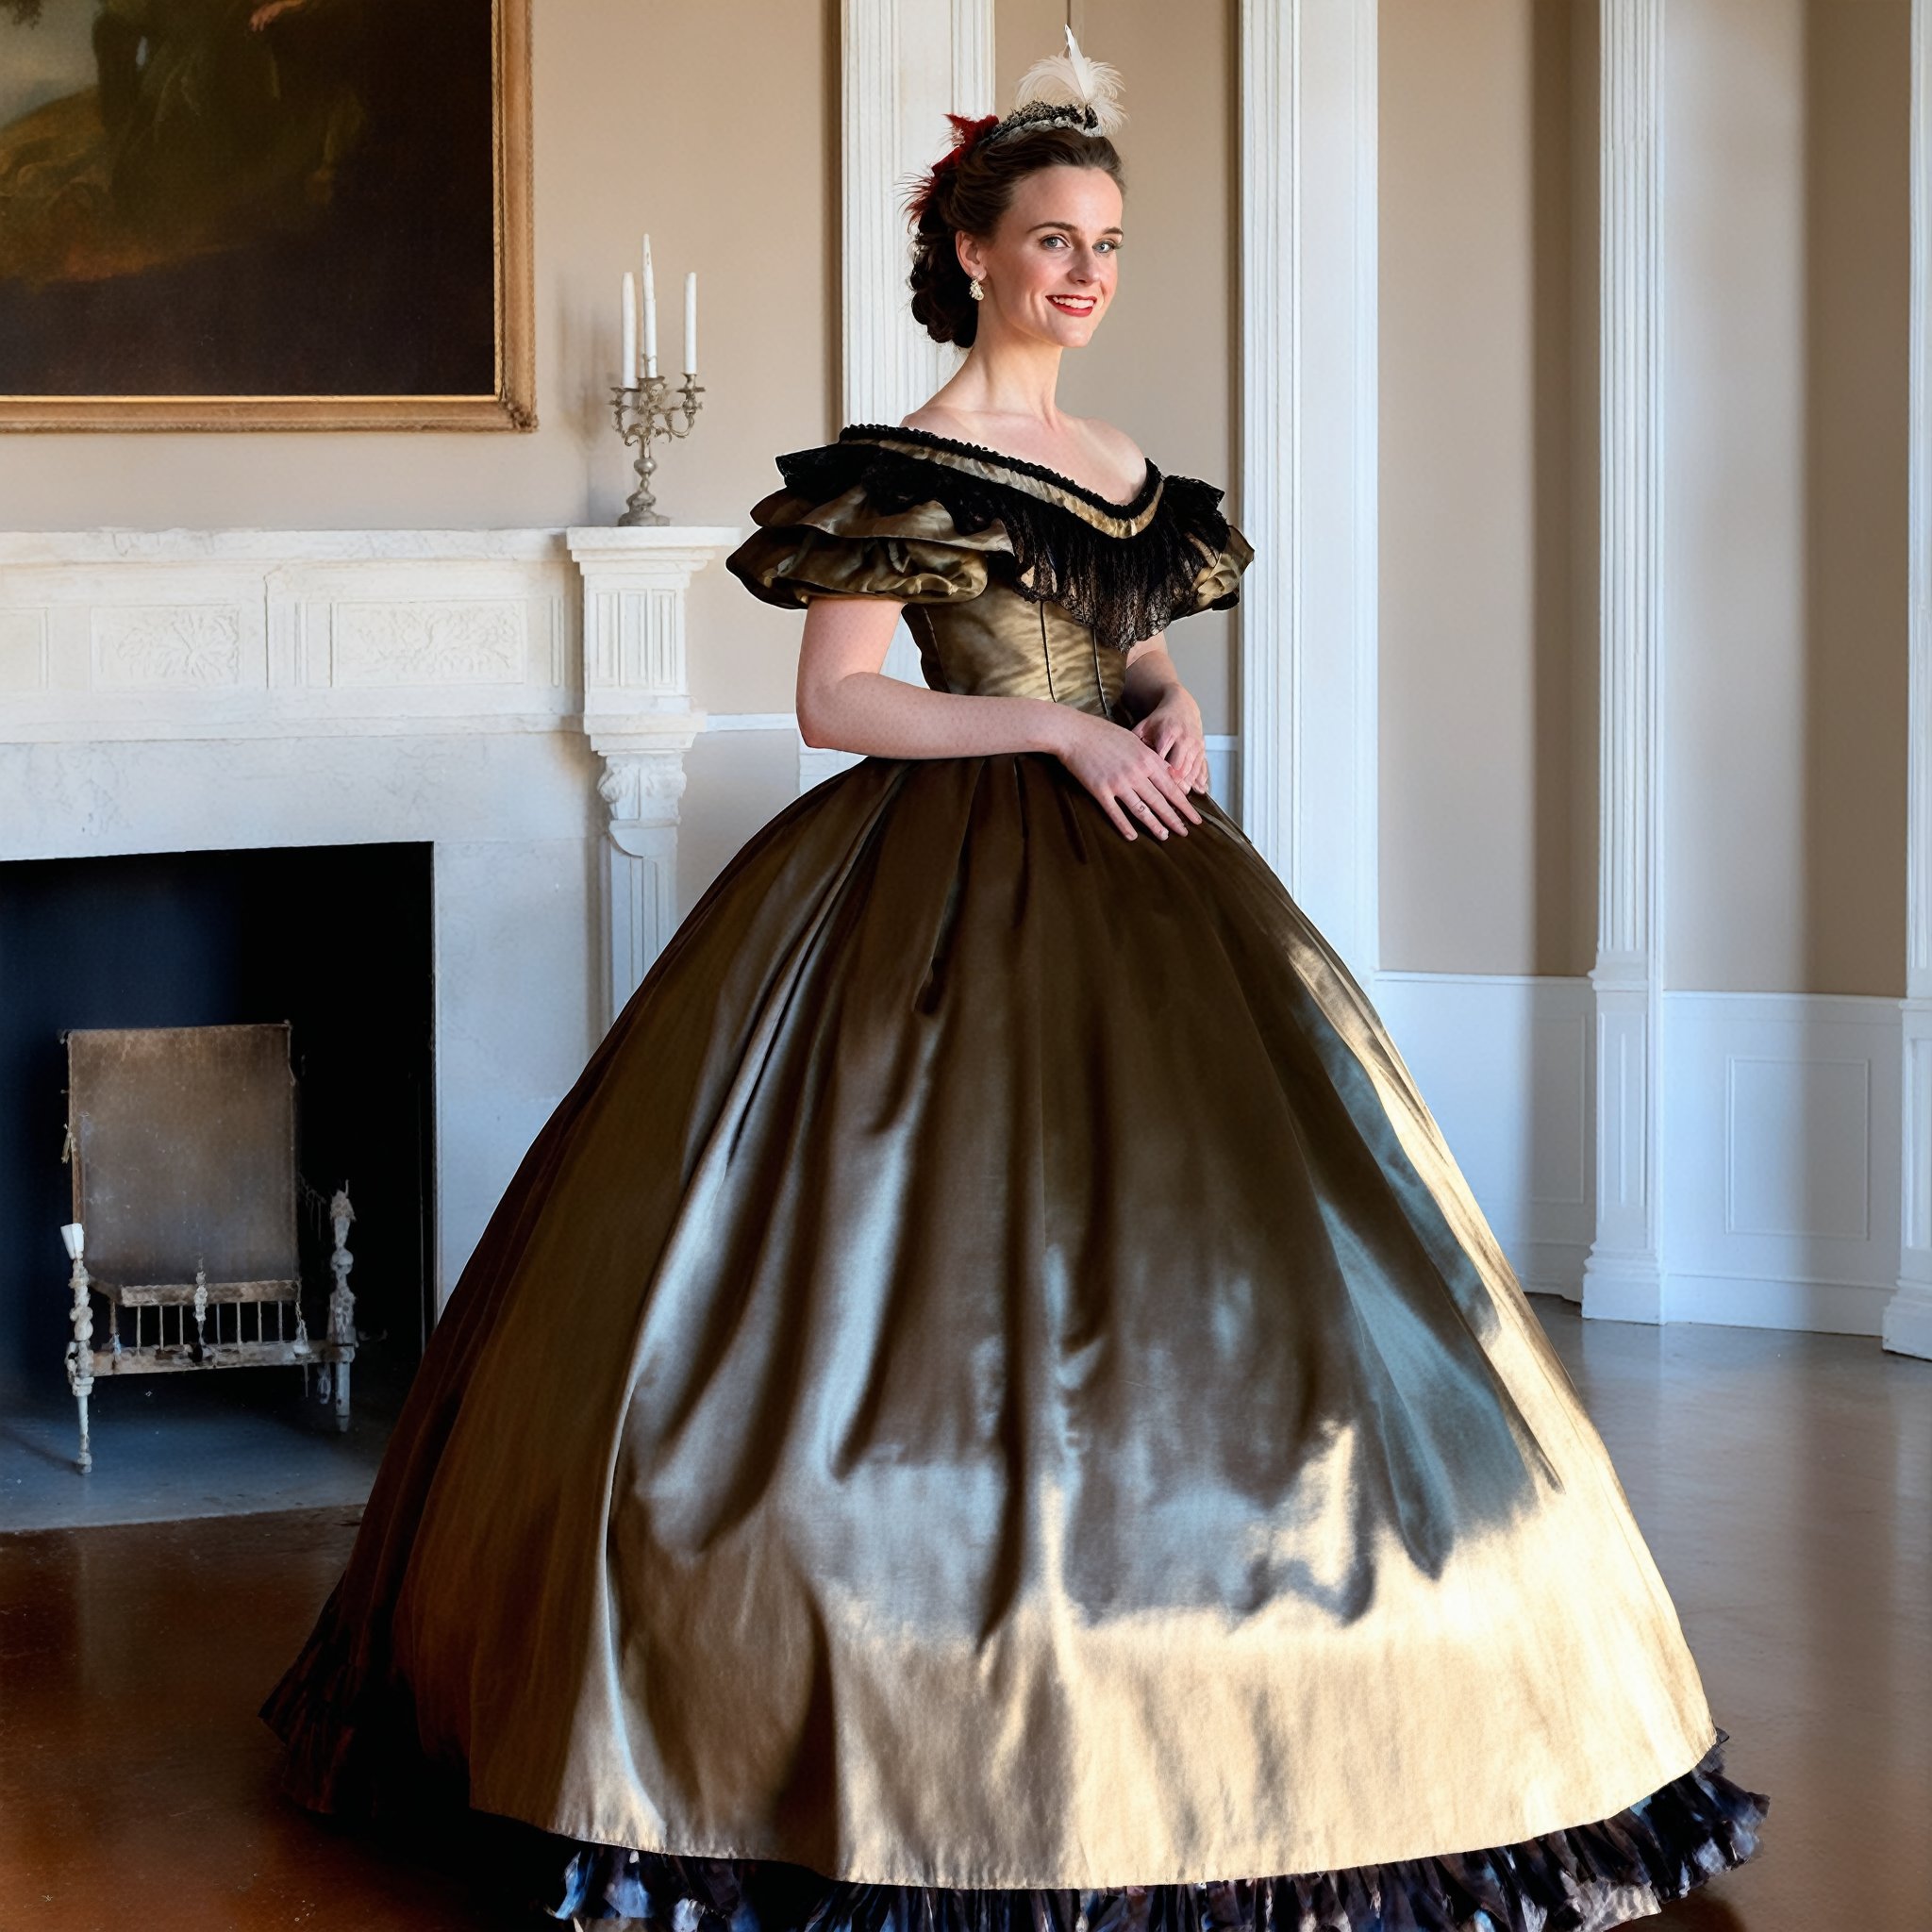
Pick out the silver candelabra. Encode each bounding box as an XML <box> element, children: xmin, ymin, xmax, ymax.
<box><xmin>610</xmin><ymin>372</ymin><xmax>705</xmax><ymax>526</ymax></box>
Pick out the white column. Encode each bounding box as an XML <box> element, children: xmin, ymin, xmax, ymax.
<box><xmin>1583</xmin><ymin>0</ymin><xmax>1667</xmax><ymax>1324</ymax></box>
<box><xmin>1238</xmin><ymin>0</ymin><xmax>1379</xmax><ymax>982</ymax></box>
<box><xmin>566</xmin><ymin>526</ymin><xmax>741</xmax><ymax>1030</ymax></box>
<box><xmin>1890</xmin><ymin>0</ymin><xmax>1932</xmax><ymax>1358</ymax></box>
<box><xmin>824</xmin><ymin>0</ymin><xmax>994</xmax><ymax>779</ymax></box>
<box><xmin>841</xmin><ymin>0</ymin><xmax>991</xmax><ymax>430</ymax></box>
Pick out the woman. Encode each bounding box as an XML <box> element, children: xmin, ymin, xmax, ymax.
<box><xmin>265</xmin><ymin>37</ymin><xmax>1768</xmax><ymax>1931</ymax></box>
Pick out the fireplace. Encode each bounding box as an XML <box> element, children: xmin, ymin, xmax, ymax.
<box><xmin>0</xmin><ymin>525</ymin><xmax>743</xmax><ymax>1516</ymax></box>
<box><xmin>6</xmin><ymin>522</ymin><xmax>745</xmax><ymax>1402</ymax></box>
<box><xmin>0</xmin><ymin>844</ymin><xmax>434</xmax><ymax>1408</ymax></box>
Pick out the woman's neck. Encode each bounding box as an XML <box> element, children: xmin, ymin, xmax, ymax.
<box><xmin>924</xmin><ymin>331</ymin><xmax>1067</xmax><ymax>432</ymax></box>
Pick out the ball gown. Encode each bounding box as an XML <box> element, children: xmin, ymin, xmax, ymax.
<box><xmin>262</xmin><ymin>425</ymin><xmax>1768</xmax><ymax>1931</ymax></box>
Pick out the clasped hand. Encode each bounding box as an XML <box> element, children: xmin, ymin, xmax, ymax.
<box><xmin>1056</xmin><ymin>691</ymin><xmax>1208</xmax><ymax>843</ymax></box>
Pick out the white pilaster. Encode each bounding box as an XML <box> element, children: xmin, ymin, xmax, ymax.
<box><xmin>1238</xmin><ymin>0</ymin><xmax>1379</xmax><ymax>982</ymax></box>
<box><xmin>1890</xmin><ymin>0</ymin><xmax>1932</xmax><ymax>1357</ymax></box>
<box><xmin>833</xmin><ymin>0</ymin><xmax>994</xmax><ymax>751</ymax></box>
<box><xmin>841</xmin><ymin>0</ymin><xmax>991</xmax><ymax>431</ymax></box>
<box><xmin>566</xmin><ymin>526</ymin><xmax>741</xmax><ymax>1030</ymax></box>
<box><xmin>1584</xmin><ymin>1</ymin><xmax>1667</xmax><ymax>1324</ymax></box>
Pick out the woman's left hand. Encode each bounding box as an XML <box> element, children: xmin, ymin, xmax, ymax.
<box><xmin>1132</xmin><ymin>687</ymin><xmax>1208</xmax><ymax>794</ymax></box>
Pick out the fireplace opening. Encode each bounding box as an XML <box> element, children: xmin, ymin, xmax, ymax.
<box><xmin>0</xmin><ymin>842</ymin><xmax>434</xmax><ymax>1519</ymax></box>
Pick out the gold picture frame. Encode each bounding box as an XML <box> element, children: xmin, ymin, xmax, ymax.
<box><xmin>0</xmin><ymin>0</ymin><xmax>534</xmax><ymax>432</ymax></box>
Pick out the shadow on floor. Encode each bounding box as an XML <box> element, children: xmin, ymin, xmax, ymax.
<box><xmin>0</xmin><ymin>1363</ymin><xmax>392</xmax><ymax>1532</ymax></box>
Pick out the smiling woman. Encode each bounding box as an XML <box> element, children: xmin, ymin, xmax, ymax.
<box><xmin>261</xmin><ymin>27</ymin><xmax>1768</xmax><ymax>1932</ymax></box>
<box><xmin>907</xmin><ymin>111</ymin><xmax>1126</xmax><ymax>355</ymax></box>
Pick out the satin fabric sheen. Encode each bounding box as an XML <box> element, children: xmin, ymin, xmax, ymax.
<box><xmin>265</xmin><ymin>438</ymin><xmax>1718</xmax><ymax>1893</ymax></box>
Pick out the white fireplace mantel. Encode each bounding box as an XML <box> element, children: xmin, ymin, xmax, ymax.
<box><xmin>0</xmin><ymin>523</ymin><xmax>741</xmax><ymax>1305</ymax></box>
<box><xmin>566</xmin><ymin>525</ymin><xmax>741</xmax><ymax>1028</ymax></box>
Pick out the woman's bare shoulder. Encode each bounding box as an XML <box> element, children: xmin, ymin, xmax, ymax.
<box><xmin>897</xmin><ymin>403</ymin><xmax>979</xmax><ymax>438</ymax></box>
<box><xmin>1077</xmin><ymin>415</ymin><xmax>1147</xmax><ymax>469</ymax></box>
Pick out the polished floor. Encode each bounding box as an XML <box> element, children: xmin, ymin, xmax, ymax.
<box><xmin>0</xmin><ymin>1297</ymin><xmax>1925</xmax><ymax>1931</ymax></box>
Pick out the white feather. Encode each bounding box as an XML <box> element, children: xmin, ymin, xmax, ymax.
<box><xmin>1012</xmin><ymin>25</ymin><xmax>1126</xmax><ymax>137</ymax></box>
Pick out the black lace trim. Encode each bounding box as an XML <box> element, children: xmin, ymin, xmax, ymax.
<box><xmin>772</xmin><ymin>434</ymin><xmax>1241</xmax><ymax>654</ymax></box>
<box><xmin>531</xmin><ymin>1730</ymin><xmax>1768</xmax><ymax>1932</ymax></box>
<box><xmin>837</xmin><ymin>423</ymin><xmax>1162</xmax><ymax>515</ymax></box>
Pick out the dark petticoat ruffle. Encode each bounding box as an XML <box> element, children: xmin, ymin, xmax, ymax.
<box><xmin>528</xmin><ymin>1730</ymin><xmax>1767</xmax><ymax>1932</ymax></box>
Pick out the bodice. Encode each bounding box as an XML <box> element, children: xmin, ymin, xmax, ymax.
<box><xmin>901</xmin><ymin>578</ymin><xmax>1132</xmax><ymax>718</ymax></box>
<box><xmin>726</xmin><ymin>425</ymin><xmax>1253</xmax><ymax>719</ymax></box>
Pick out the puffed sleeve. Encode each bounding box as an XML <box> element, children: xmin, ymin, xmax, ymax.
<box><xmin>1160</xmin><ymin>475</ymin><xmax>1256</xmax><ymax>624</ymax></box>
<box><xmin>1176</xmin><ymin>522</ymin><xmax>1254</xmax><ymax>621</ymax></box>
<box><xmin>726</xmin><ymin>480</ymin><xmax>1012</xmax><ymax>609</ymax></box>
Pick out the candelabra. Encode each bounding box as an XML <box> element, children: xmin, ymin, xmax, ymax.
<box><xmin>609</xmin><ymin>372</ymin><xmax>706</xmax><ymax>526</ymax></box>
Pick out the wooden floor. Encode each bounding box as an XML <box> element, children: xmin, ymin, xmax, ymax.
<box><xmin>1</xmin><ymin>1298</ymin><xmax>1926</xmax><ymax>1931</ymax></box>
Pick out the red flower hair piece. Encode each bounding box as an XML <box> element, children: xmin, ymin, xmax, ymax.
<box><xmin>906</xmin><ymin>112</ymin><xmax>1000</xmax><ymax>225</ymax></box>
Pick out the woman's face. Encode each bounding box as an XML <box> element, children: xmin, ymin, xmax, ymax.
<box><xmin>958</xmin><ymin>165</ymin><xmax>1123</xmax><ymax>349</ymax></box>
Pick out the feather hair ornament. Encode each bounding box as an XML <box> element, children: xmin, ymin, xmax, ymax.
<box><xmin>1011</xmin><ymin>26</ymin><xmax>1126</xmax><ymax>137</ymax></box>
<box><xmin>904</xmin><ymin>24</ymin><xmax>1126</xmax><ymax>226</ymax></box>
<box><xmin>905</xmin><ymin>112</ymin><xmax>1001</xmax><ymax>225</ymax></box>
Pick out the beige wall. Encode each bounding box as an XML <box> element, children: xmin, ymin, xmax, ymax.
<box><xmin>1664</xmin><ymin>0</ymin><xmax>1907</xmax><ymax>996</ymax></box>
<box><xmin>1379</xmin><ymin>0</ymin><xmax>1593</xmax><ymax>976</ymax></box>
<box><xmin>995</xmin><ymin>0</ymin><xmax>1238</xmax><ymax>733</ymax></box>
<box><xmin>6</xmin><ymin>1</ymin><xmax>1908</xmax><ymax>986</ymax></box>
<box><xmin>0</xmin><ymin>0</ymin><xmax>838</xmax><ymax>720</ymax></box>
<box><xmin>1381</xmin><ymin>0</ymin><xmax>1905</xmax><ymax>993</ymax></box>
<box><xmin>0</xmin><ymin>0</ymin><xmax>1232</xmax><ymax>728</ymax></box>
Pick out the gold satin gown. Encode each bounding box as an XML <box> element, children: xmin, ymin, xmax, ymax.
<box><xmin>264</xmin><ymin>425</ymin><xmax>1768</xmax><ymax>1931</ymax></box>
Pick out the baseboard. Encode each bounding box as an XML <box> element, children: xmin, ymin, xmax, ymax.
<box><xmin>1882</xmin><ymin>1280</ymin><xmax>1932</xmax><ymax>1359</ymax></box>
<box><xmin>1660</xmin><ymin>1270</ymin><xmax>1890</xmax><ymax>1336</ymax></box>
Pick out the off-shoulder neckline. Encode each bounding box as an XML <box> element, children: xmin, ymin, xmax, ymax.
<box><xmin>838</xmin><ymin>422</ymin><xmax>1162</xmax><ymax>516</ymax></box>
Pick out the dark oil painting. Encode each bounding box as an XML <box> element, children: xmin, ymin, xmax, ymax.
<box><xmin>0</xmin><ymin>0</ymin><xmax>533</xmax><ymax>427</ymax></box>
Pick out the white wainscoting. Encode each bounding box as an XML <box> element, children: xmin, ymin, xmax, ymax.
<box><xmin>1368</xmin><ymin>973</ymin><xmax>1596</xmax><ymax>1301</ymax></box>
<box><xmin>1661</xmin><ymin>992</ymin><xmax>1903</xmax><ymax>1335</ymax></box>
<box><xmin>1374</xmin><ymin>974</ymin><xmax>1906</xmax><ymax>1335</ymax></box>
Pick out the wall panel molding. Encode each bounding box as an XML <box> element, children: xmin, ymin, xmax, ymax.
<box><xmin>1366</xmin><ymin>975</ymin><xmax>1904</xmax><ymax>1338</ymax></box>
<box><xmin>1665</xmin><ymin>992</ymin><xmax>1901</xmax><ymax>1335</ymax></box>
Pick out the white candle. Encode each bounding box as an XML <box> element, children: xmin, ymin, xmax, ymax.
<box><xmin>621</xmin><ymin>270</ymin><xmax>638</xmax><ymax>385</ymax></box>
<box><xmin>683</xmin><ymin>271</ymin><xmax>698</xmax><ymax>375</ymax></box>
<box><xmin>641</xmin><ymin>234</ymin><xmax>658</xmax><ymax>378</ymax></box>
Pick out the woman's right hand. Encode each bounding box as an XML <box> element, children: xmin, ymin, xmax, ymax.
<box><xmin>1050</xmin><ymin>709</ymin><xmax>1204</xmax><ymax>842</ymax></box>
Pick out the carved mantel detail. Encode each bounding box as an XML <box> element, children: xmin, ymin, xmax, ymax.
<box><xmin>596</xmin><ymin>747</ymin><xmax>691</xmax><ymax>836</ymax></box>
<box><xmin>566</xmin><ymin>525</ymin><xmax>742</xmax><ymax>1030</ymax></box>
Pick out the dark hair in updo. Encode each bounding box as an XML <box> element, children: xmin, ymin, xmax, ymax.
<box><xmin>908</xmin><ymin>125</ymin><xmax>1125</xmax><ymax>348</ymax></box>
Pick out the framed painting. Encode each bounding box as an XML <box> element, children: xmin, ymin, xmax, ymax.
<box><xmin>0</xmin><ymin>0</ymin><xmax>533</xmax><ymax>430</ymax></box>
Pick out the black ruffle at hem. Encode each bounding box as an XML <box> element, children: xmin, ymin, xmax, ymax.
<box><xmin>526</xmin><ymin>1729</ymin><xmax>1767</xmax><ymax>1932</ymax></box>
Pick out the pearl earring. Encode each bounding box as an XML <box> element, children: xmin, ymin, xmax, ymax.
<box><xmin>968</xmin><ymin>277</ymin><xmax>985</xmax><ymax>303</ymax></box>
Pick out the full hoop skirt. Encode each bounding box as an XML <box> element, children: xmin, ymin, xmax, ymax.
<box><xmin>264</xmin><ymin>750</ymin><xmax>1766</xmax><ymax>1929</ymax></box>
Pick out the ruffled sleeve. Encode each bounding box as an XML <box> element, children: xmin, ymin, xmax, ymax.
<box><xmin>725</xmin><ymin>478</ymin><xmax>1012</xmax><ymax>609</ymax></box>
<box><xmin>1158</xmin><ymin>480</ymin><xmax>1252</xmax><ymax>622</ymax></box>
